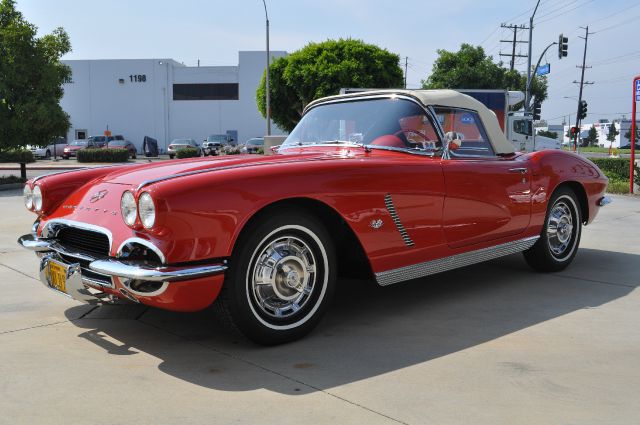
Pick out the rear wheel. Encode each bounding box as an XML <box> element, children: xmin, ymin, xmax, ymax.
<box><xmin>214</xmin><ymin>212</ymin><xmax>336</xmax><ymax>345</ymax></box>
<box><xmin>169</xmin><ymin>154</ymin><xmax>175</xmax><ymax>159</ymax></box>
<box><xmin>523</xmin><ymin>186</ymin><xmax>582</xmax><ymax>272</ymax></box>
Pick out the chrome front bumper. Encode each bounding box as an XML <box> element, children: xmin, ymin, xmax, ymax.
<box><xmin>18</xmin><ymin>233</ymin><xmax>227</xmax><ymax>302</ymax></box>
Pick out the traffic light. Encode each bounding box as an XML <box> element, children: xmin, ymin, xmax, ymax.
<box><xmin>532</xmin><ymin>100</ymin><xmax>542</xmax><ymax>121</ymax></box>
<box><xmin>578</xmin><ymin>100</ymin><xmax>588</xmax><ymax>120</ymax></box>
<box><xmin>558</xmin><ymin>34</ymin><xmax>568</xmax><ymax>59</ymax></box>
<box><xmin>571</xmin><ymin>126</ymin><xmax>579</xmax><ymax>136</ymax></box>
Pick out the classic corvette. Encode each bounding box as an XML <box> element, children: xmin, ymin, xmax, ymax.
<box><xmin>18</xmin><ymin>89</ymin><xmax>610</xmax><ymax>344</ymax></box>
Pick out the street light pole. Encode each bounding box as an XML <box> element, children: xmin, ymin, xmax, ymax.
<box><xmin>525</xmin><ymin>0</ymin><xmax>541</xmax><ymax>111</ymax></box>
<box><xmin>262</xmin><ymin>0</ymin><xmax>271</xmax><ymax>136</ymax></box>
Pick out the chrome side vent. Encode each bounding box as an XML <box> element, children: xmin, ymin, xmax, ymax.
<box><xmin>384</xmin><ymin>193</ymin><xmax>414</xmax><ymax>247</ymax></box>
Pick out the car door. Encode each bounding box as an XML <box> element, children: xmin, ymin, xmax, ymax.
<box><xmin>435</xmin><ymin>107</ymin><xmax>532</xmax><ymax>248</ymax></box>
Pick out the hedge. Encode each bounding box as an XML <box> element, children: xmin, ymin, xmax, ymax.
<box><xmin>176</xmin><ymin>148</ymin><xmax>200</xmax><ymax>159</ymax></box>
<box><xmin>77</xmin><ymin>148</ymin><xmax>130</xmax><ymax>163</ymax></box>
<box><xmin>0</xmin><ymin>149</ymin><xmax>35</xmax><ymax>164</ymax></box>
<box><xmin>590</xmin><ymin>158</ymin><xmax>632</xmax><ymax>182</ymax></box>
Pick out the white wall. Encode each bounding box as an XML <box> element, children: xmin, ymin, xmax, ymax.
<box><xmin>60</xmin><ymin>51</ymin><xmax>287</xmax><ymax>153</ymax></box>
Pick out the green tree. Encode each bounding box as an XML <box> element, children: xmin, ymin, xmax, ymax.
<box><xmin>421</xmin><ymin>44</ymin><xmax>548</xmax><ymax>107</ymax></box>
<box><xmin>623</xmin><ymin>129</ymin><xmax>639</xmax><ymax>143</ymax></box>
<box><xmin>256</xmin><ymin>39</ymin><xmax>404</xmax><ymax>132</ymax></box>
<box><xmin>585</xmin><ymin>125</ymin><xmax>599</xmax><ymax>147</ymax></box>
<box><xmin>606</xmin><ymin>123</ymin><xmax>619</xmax><ymax>145</ymax></box>
<box><xmin>0</xmin><ymin>0</ymin><xmax>71</xmax><ymax>153</ymax></box>
<box><xmin>537</xmin><ymin>130</ymin><xmax>557</xmax><ymax>139</ymax></box>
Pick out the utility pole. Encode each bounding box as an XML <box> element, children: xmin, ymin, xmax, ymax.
<box><xmin>525</xmin><ymin>0</ymin><xmax>541</xmax><ymax>110</ymax></box>
<box><xmin>573</xmin><ymin>26</ymin><xmax>594</xmax><ymax>149</ymax></box>
<box><xmin>499</xmin><ymin>23</ymin><xmax>528</xmax><ymax>71</ymax></box>
<box><xmin>262</xmin><ymin>0</ymin><xmax>271</xmax><ymax>136</ymax></box>
<box><xmin>404</xmin><ymin>57</ymin><xmax>408</xmax><ymax>89</ymax></box>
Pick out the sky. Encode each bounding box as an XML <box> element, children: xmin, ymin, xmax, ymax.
<box><xmin>14</xmin><ymin>0</ymin><xmax>640</xmax><ymax>125</ymax></box>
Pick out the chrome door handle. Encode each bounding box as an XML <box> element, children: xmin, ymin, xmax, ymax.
<box><xmin>508</xmin><ymin>167</ymin><xmax>528</xmax><ymax>174</ymax></box>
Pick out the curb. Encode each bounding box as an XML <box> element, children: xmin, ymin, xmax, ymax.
<box><xmin>0</xmin><ymin>183</ymin><xmax>24</xmax><ymax>191</ymax></box>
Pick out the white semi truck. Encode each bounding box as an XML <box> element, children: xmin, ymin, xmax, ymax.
<box><xmin>457</xmin><ymin>89</ymin><xmax>561</xmax><ymax>152</ymax></box>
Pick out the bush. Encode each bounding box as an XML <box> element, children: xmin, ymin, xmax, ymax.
<box><xmin>0</xmin><ymin>149</ymin><xmax>35</xmax><ymax>163</ymax></box>
<box><xmin>77</xmin><ymin>148</ymin><xmax>130</xmax><ymax>163</ymax></box>
<box><xmin>176</xmin><ymin>148</ymin><xmax>200</xmax><ymax>159</ymax></box>
<box><xmin>606</xmin><ymin>180</ymin><xmax>629</xmax><ymax>194</ymax></box>
<box><xmin>590</xmin><ymin>158</ymin><xmax>631</xmax><ymax>181</ymax></box>
<box><xmin>0</xmin><ymin>175</ymin><xmax>26</xmax><ymax>185</ymax></box>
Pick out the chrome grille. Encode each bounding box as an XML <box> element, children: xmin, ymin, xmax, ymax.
<box><xmin>57</xmin><ymin>227</ymin><xmax>110</xmax><ymax>257</ymax></box>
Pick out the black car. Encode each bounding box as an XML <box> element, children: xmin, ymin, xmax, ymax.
<box><xmin>619</xmin><ymin>143</ymin><xmax>640</xmax><ymax>150</ymax></box>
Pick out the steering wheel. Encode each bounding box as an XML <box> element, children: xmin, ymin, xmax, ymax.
<box><xmin>394</xmin><ymin>129</ymin><xmax>439</xmax><ymax>150</ymax></box>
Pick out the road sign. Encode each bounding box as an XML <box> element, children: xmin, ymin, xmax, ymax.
<box><xmin>636</xmin><ymin>80</ymin><xmax>640</xmax><ymax>101</ymax></box>
<box><xmin>536</xmin><ymin>63</ymin><xmax>551</xmax><ymax>76</ymax></box>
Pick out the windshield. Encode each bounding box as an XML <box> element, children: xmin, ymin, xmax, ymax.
<box><xmin>248</xmin><ymin>138</ymin><xmax>263</xmax><ymax>146</ymax></box>
<box><xmin>70</xmin><ymin>140</ymin><xmax>87</xmax><ymax>146</ymax></box>
<box><xmin>282</xmin><ymin>98</ymin><xmax>441</xmax><ymax>152</ymax></box>
<box><xmin>172</xmin><ymin>139</ymin><xmax>191</xmax><ymax>144</ymax></box>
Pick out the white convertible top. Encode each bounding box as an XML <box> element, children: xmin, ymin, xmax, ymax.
<box><xmin>306</xmin><ymin>89</ymin><xmax>515</xmax><ymax>155</ymax></box>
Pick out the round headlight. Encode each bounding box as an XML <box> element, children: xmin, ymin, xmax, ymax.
<box><xmin>120</xmin><ymin>191</ymin><xmax>137</xmax><ymax>226</ymax></box>
<box><xmin>138</xmin><ymin>192</ymin><xmax>156</xmax><ymax>229</ymax></box>
<box><xmin>23</xmin><ymin>185</ymin><xmax>33</xmax><ymax>210</ymax></box>
<box><xmin>33</xmin><ymin>185</ymin><xmax>43</xmax><ymax>211</ymax></box>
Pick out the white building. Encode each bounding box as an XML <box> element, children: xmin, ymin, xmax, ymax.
<box><xmin>60</xmin><ymin>51</ymin><xmax>287</xmax><ymax>152</ymax></box>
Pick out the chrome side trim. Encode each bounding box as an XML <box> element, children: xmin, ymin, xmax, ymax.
<box><xmin>41</xmin><ymin>219</ymin><xmax>113</xmax><ymax>252</ymax></box>
<box><xmin>88</xmin><ymin>259</ymin><xmax>227</xmax><ymax>282</ymax></box>
<box><xmin>375</xmin><ymin>236</ymin><xmax>539</xmax><ymax>286</ymax></box>
<box><xmin>384</xmin><ymin>194</ymin><xmax>415</xmax><ymax>247</ymax></box>
<box><xmin>597</xmin><ymin>196</ymin><xmax>612</xmax><ymax>207</ymax></box>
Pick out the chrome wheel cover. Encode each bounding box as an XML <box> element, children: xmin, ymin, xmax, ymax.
<box><xmin>250</xmin><ymin>235</ymin><xmax>317</xmax><ymax>319</ymax></box>
<box><xmin>547</xmin><ymin>200</ymin><xmax>574</xmax><ymax>257</ymax></box>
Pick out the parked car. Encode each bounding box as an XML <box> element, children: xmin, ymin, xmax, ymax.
<box><xmin>29</xmin><ymin>137</ymin><xmax>68</xmax><ymax>159</ymax></box>
<box><xmin>18</xmin><ymin>89</ymin><xmax>610</xmax><ymax>345</ymax></box>
<box><xmin>168</xmin><ymin>138</ymin><xmax>201</xmax><ymax>159</ymax></box>
<box><xmin>619</xmin><ymin>143</ymin><xmax>640</xmax><ymax>150</ymax></box>
<box><xmin>107</xmin><ymin>139</ymin><xmax>137</xmax><ymax>159</ymax></box>
<box><xmin>61</xmin><ymin>138</ymin><xmax>102</xmax><ymax>159</ymax></box>
<box><xmin>202</xmin><ymin>134</ymin><xmax>235</xmax><ymax>156</ymax></box>
<box><xmin>240</xmin><ymin>137</ymin><xmax>264</xmax><ymax>154</ymax></box>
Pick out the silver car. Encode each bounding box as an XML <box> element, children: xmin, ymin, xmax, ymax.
<box><xmin>29</xmin><ymin>137</ymin><xmax>68</xmax><ymax>159</ymax></box>
<box><xmin>168</xmin><ymin>139</ymin><xmax>201</xmax><ymax>159</ymax></box>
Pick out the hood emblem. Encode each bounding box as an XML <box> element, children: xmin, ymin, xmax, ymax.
<box><xmin>90</xmin><ymin>190</ymin><xmax>108</xmax><ymax>203</ymax></box>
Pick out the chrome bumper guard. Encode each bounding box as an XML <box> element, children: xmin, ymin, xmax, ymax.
<box><xmin>18</xmin><ymin>233</ymin><xmax>227</xmax><ymax>302</ymax></box>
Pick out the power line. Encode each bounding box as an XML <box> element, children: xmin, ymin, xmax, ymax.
<box><xmin>536</xmin><ymin>0</ymin><xmax>596</xmax><ymax>25</ymax></box>
<box><xmin>593</xmin><ymin>15</ymin><xmax>640</xmax><ymax>34</ymax></box>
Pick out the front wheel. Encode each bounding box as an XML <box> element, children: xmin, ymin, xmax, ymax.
<box><xmin>523</xmin><ymin>186</ymin><xmax>582</xmax><ymax>272</ymax></box>
<box><xmin>214</xmin><ymin>212</ymin><xmax>337</xmax><ymax>345</ymax></box>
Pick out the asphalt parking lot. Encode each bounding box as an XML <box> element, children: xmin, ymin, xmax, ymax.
<box><xmin>0</xmin><ymin>188</ymin><xmax>638</xmax><ymax>425</ymax></box>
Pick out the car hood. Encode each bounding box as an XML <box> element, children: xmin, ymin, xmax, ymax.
<box><xmin>101</xmin><ymin>152</ymin><xmax>336</xmax><ymax>186</ymax></box>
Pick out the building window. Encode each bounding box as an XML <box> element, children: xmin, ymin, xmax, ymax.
<box><xmin>173</xmin><ymin>83</ymin><xmax>239</xmax><ymax>100</ymax></box>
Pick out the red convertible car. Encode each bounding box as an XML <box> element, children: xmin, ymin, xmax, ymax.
<box><xmin>19</xmin><ymin>90</ymin><xmax>610</xmax><ymax>344</ymax></box>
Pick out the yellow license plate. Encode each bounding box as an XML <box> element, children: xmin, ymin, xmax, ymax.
<box><xmin>47</xmin><ymin>261</ymin><xmax>67</xmax><ymax>293</ymax></box>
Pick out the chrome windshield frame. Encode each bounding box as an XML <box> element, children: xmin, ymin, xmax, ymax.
<box><xmin>284</xmin><ymin>94</ymin><xmax>446</xmax><ymax>157</ymax></box>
